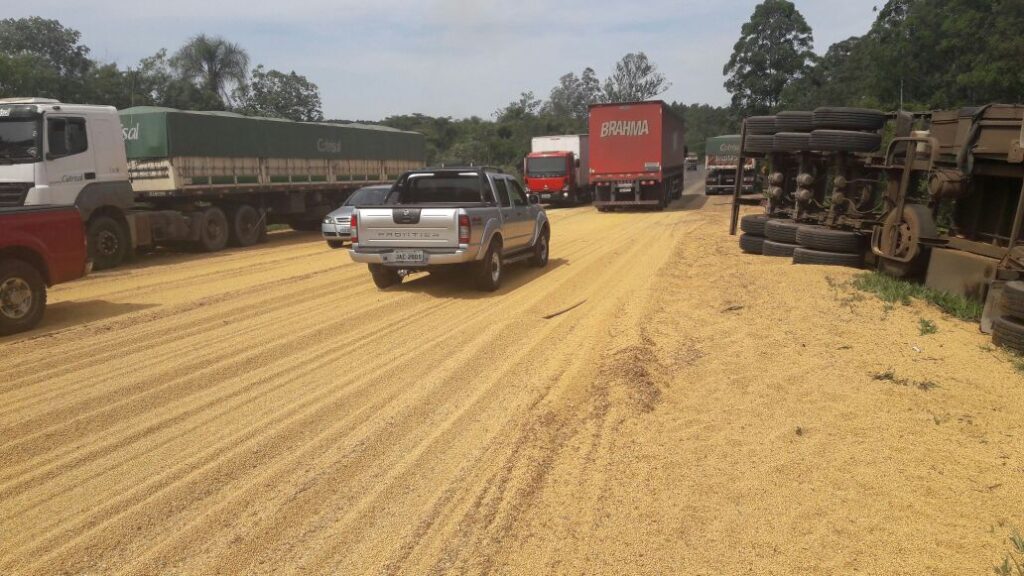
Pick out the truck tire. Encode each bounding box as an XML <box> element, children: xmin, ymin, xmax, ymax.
<box><xmin>198</xmin><ymin>206</ymin><xmax>229</xmax><ymax>253</ymax></box>
<box><xmin>812</xmin><ymin>107</ymin><xmax>887</xmax><ymax>131</ymax></box>
<box><xmin>765</xmin><ymin>219</ymin><xmax>801</xmax><ymax>244</ymax></box>
<box><xmin>993</xmin><ymin>316</ymin><xmax>1024</xmax><ymax>354</ymax></box>
<box><xmin>88</xmin><ymin>215</ymin><xmax>129</xmax><ymax>270</ymax></box>
<box><xmin>739</xmin><ymin>233</ymin><xmax>765</xmax><ymax>254</ymax></box>
<box><xmin>369</xmin><ymin>264</ymin><xmax>401</xmax><ymax>289</ymax></box>
<box><xmin>743</xmin><ymin>135</ymin><xmax>774</xmax><ymax>154</ymax></box>
<box><xmin>762</xmin><ymin>239</ymin><xmax>798</xmax><ymax>257</ymax></box>
<box><xmin>796</xmin><ymin>226</ymin><xmax>864</xmax><ymax>253</ymax></box>
<box><xmin>792</xmin><ymin>247</ymin><xmax>864</xmax><ymax>268</ymax></box>
<box><xmin>772</xmin><ymin>132</ymin><xmax>812</xmax><ymax>152</ymax></box>
<box><xmin>745</xmin><ymin>116</ymin><xmax>778</xmax><ymax>135</ymax></box>
<box><xmin>999</xmin><ymin>281</ymin><xmax>1024</xmax><ymax>322</ymax></box>
<box><xmin>228</xmin><ymin>204</ymin><xmax>263</xmax><ymax>247</ymax></box>
<box><xmin>740</xmin><ymin>214</ymin><xmax>770</xmax><ymax>236</ymax></box>
<box><xmin>775</xmin><ymin>111</ymin><xmax>814</xmax><ymax>132</ymax></box>
<box><xmin>474</xmin><ymin>239</ymin><xmax>503</xmax><ymax>292</ymax></box>
<box><xmin>529</xmin><ymin>226</ymin><xmax>550</xmax><ymax>267</ymax></box>
<box><xmin>0</xmin><ymin>259</ymin><xmax>47</xmax><ymax>336</ymax></box>
<box><xmin>809</xmin><ymin>130</ymin><xmax>883</xmax><ymax>153</ymax></box>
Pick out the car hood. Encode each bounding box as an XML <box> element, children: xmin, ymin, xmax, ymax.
<box><xmin>326</xmin><ymin>205</ymin><xmax>356</xmax><ymax>218</ymax></box>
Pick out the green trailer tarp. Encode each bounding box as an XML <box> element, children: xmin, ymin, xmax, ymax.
<box><xmin>705</xmin><ymin>135</ymin><xmax>742</xmax><ymax>160</ymax></box>
<box><xmin>119</xmin><ymin>107</ymin><xmax>424</xmax><ymax>162</ymax></box>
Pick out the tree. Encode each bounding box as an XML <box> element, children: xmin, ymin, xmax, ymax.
<box><xmin>234</xmin><ymin>65</ymin><xmax>323</xmax><ymax>121</ymax></box>
<box><xmin>723</xmin><ymin>0</ymin><xmax>814</xmax><ymax>115</ymax></box>
<box><xmin>0</xmin><ymin>17</ymin><xmax>93</xmax><ymax>100</ymax></box>
<box><xmin>171</xmin><ymin>34</ymin><xmax>249</xmax><ymax>106</ymax></box>
<box><xmin>602</xmin><ymin>52</ymin><xmax>670</xmax><ymax>102</ymax></box>
<box><xmin>545</xmin><ymin>67</ymin><xmax>602</xmax><ymax>127</ymax></box>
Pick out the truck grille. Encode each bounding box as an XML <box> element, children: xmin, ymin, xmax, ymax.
<box><xmin>0</xmin><ymin>183</ymin><xmax>30</xmax><ymax>207</ymax></box>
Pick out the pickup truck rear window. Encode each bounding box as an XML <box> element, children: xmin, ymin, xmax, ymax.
<box><xmin>400</xmin><ymin>175</ymin><xmax>485</xmax><ymax>204</ymax></box>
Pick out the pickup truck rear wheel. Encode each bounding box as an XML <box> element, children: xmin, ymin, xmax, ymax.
<box><xmin>530</xmin><ymin>227</ymin><xmax>550</xmax><ymax>267</ymax></box>
<box><xmin>88</xmin><ymin>216</ymin><xmax>129</xmax><ymax>270</ymax></box>
<box><xmin>475</xmin><ymin>240</ymin><xmax>503</xmax><ymax>292</ymax></box>
<box><xmin>369</xmin><ymin>264</ymin><xmax>402</xmax><ymax>289</ymax></box>
<box><xmin>0</xmin><ymin>259</ymin><xmax>46</xmax><ymax>336</ymax></box>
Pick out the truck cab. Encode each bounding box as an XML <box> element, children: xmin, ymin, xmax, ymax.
<box><xmin>0</xmin><ymin>98</ymin><xmax>134</xmax><ymax>268</ymax></box>
<box><xmin>524</xmin><ymin>151</ymin><xmax>576</xmax><ymax>203</ymax></box>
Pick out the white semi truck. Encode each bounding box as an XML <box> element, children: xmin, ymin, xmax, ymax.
<box><xmin>0</xmin><ymin>98</ymin><xmax>424</xmax><ymax>269</ymax></box>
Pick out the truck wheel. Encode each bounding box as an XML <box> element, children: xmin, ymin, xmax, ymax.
<box><xmin>739</xmin><ymin>233</ymin><xmax>765</xmax><ymax>254</ymax></box>
<box><xmin>765</xmin><ymin>219</ymin><xmax>801</xmax><ymax>244</ymax></box>
<box><xmin>198</xmin><ymin>206</ymin><xmax>229</xmax><ymax>252</ymax></box>
<box><xmin>740</xmin><ymin>214</ymin><xmax>770</xmax><ymax>236</ymax></box>
<box><xmin>993</xmin><ymin>316</ymin><xmax>1024</xmax><ymax>354</ymax></box>
<box><xmin>762</xmin><ymin>239</ymin><xmax>799</xmax><ymax>257</ymax></box>
<box><xmin>0</xmin><ymin>259</ymin><xmax>47</xmax><ymax>336</ymax></box>
<box><xmin>529</xmin><ymin>227</ymin><xmax>550</xmax><ymax>268</ymax></box>
<box><xmin>228</xmin><ymin>204</ymin><xmax>263</xmax><ymax>247</ymax></box>
<box><xmin>999</xmin><ymin>281</ymin><xmax>1024</xmax><ymax>322</ymax></box>
<box><xmin>796</xmin><ymin>226</ymin><xmax>864</xmax><ymax>253</ymax></box>
<box><xmin>88</xmin><ymin>216</ymin><xmax>129</xmax><ymax>270</ymax></box>
<box><xmin>369</xmin><ymin>264</ymin><xmax>401</xmax><ymax>289</ymax></box>
<box><xmin>792</xmin><ymin>247</ymin><xmax>864</xmax><ymax>268</ymax></box>
<box><xmin>475</xmin><ymin>239</ymin><xmax>503</xmax><ymax>292</ymax></box>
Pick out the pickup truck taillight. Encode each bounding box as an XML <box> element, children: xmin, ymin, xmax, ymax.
<box><xmin>458</xmin><ymin>214</ymin><xmax>470</xmax><ymax>244</ymax></box>
<box><xmin>350</xmin><ymin>213</ymin><xmax>358</xmax><ymax>243</ymax></box>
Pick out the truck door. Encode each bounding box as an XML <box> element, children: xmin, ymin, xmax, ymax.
<box><xmin>504</xmin><ymin>178</ymin><xmax>533</xmax><ymax>249</ymax></box>
<box><xmin>44</xmin><ymin>115</ymin><xmax>94</xmax><ymax>205</ymax></box>
<box><xmin>490</xmin><ymin>176</ymin><xmax>525</xmax><ymax>250</ymax></box>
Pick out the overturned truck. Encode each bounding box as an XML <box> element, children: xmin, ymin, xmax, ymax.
<box><xmin>728</xmin><ymin>105</ymin><xmax>1024</xmax><ymax>343</ymax></box>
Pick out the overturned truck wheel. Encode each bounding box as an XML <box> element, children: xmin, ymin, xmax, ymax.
<box><xmin>739</xmin><ymin>234</ymin><xmax>765</xmax><ymax>254</ymax></box>
<box><xmin>993</xmin><ymin>316</ymin><xmax>1024</xmax><ymax>354</ymax></box>
<box><xmin>792</xmin><ymin>247</ymin><xmax>864</xmax><ymax>268</ymax></box>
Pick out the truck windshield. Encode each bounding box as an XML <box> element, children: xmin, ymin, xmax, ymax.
<box><xmin>527</xmin><ymin>157</ymin><xmax>566</xmax><ymax>177</ymax></box>
<box><xmin>344</xmin><ymin>187</ymin><xmax>392</xmax><ymax>206</ymax></box>
<box><xmin>398</xmin><ymin>174</ymin><xmax>484</xmax><ymax>204</ymax></box>
<box><xmin>0</xmin><ymin>119</ymin><xmax>41</xmax><ymax>164</ymax></box>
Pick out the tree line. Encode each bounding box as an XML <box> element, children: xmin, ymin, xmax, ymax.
<box><xmin>3</xmin><ymin>2</ymin><xmax>1023</xmax><ymax>172</ymax></box>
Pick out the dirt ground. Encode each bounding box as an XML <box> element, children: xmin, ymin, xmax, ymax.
<box><xmin>2</xmin><ymin>178</ymin><xmax>1023</xmax><ymax>575</ymax></box>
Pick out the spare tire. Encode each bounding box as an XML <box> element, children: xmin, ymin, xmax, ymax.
<box><xmin>812</xmin><ymin>107</ymin><xmax>887</xmax><ymax>131</ymax></box>
<box><xmin>765</xmin><ymin>219</ymin><xmax>801</xmax><ymax>244</ymax></box>
<box><xmin>746</xmin><ymin>116</ymin><xmax>778</xmax><ymax>135</ymax></box>
<box><xmin>762</xmin><ymin>240</ymin><xmax>798</xmax><ymax>257</ymax></box>
<box><xmin>743</xmin><ymin>135</ymin><xmax>774</xmax><ymax>153</ymax></box>
<box><xmin>740</xmin><ymin>214</ymin><xmax>770</xmax><ymax>236</ymax></box>
<box><xmin>775</xmin><ymin>111</ymin><xmax>814</xmax><ymax>132</ymax></box>
<box><xmin>792</xmin><ymin>247</ymin><xmax>863</xmax><ymax>268</ymax></box>
<box><xmin>796</xmin><ymin>226</ymin><xmax>864</xmax><ymax>253</ymax></box>
<box><xmin>739</xmin><ymin>233</ymin><xmax>765</xmax><ymax>254</ymax></box>
<box><xmin>773</xmin><ymin>132</ymin><xmax>812</xmax><ymax>152</ymax></box>
<box><xmin>1000</xmin><ymin>281</ymin><xmax>1024</xmax><ymax>322</ymax></box>
<box><xmin>809</xmin><ymin>130</ymin><xmax>883</xmax><ymax>153</ymax></box>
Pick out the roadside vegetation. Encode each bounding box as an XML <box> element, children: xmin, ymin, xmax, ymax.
<box><xmin>851</xmin><ymin>271</ymin><xmax>984</xmax><ymax>322</ymax></box>
<box><xmin>994</xmin><ymin>529</ymin><xmax>1024</xmax><ymax>576</ymax></box>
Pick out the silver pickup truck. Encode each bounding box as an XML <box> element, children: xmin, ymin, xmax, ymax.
<box><xmin>348</xmin><ymin>167</ymin><xmax>550</xmax><ymax>291</ymax></box>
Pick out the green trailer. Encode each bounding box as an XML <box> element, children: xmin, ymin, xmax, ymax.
<box><xmin>705</xmin><ymin>135</ymin><xmax>758</xmax><ymax>195</ymax></box>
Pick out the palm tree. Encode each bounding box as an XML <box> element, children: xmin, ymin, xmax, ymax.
<box><xmin>171</xmin><ymin>34</ymin><xmax>249</xmax><ymax>105</ymax></box>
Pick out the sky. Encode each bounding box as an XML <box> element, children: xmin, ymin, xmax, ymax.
<box><xmin>8</xmin><ymin>0</ymin><xmax>882</xmax><ymax>121</ymax></box>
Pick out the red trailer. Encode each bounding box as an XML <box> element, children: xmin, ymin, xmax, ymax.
<box><xmin>588</xmin><ymin>101</ymin><xmax>686</xmax><ymax>211</ymax></box>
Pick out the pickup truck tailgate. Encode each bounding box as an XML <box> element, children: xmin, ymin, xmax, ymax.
<box><xmin>357</xmin><ymin>207</ymin><xmax>460</xmax><ymax>248</ymax></box>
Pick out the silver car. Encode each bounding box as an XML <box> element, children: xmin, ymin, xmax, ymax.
<box><xmin>322</xmin><ymin>185</ymin><xmax>393</xmax><ymax>248</ymax></box>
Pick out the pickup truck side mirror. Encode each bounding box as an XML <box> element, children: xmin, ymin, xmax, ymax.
<box><xmin>528</xmin><ymin>194</ymin><xmax>540</xmax><ymax>205</ymax></box>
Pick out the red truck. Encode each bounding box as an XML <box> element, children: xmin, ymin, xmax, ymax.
<box><xmin>1</xmin><ymin>206</ymin><xmax>91</xmax><ymax>335</ymax></box>
<box><xmin>589</xmin><ymin>101</ymin><xmax>687</xmax><ymax>211</ymax></box>
<box><xmin>523</xmin><ymin>135</ymin><xmax>591</xmax><ymax>205</ymax></box>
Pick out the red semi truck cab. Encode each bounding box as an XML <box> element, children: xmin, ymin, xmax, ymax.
<box><xmin>0</xmin><ymin>206</ymin><xmax>90</xmax><ymax>335</ymax></box>
<box><xmin>588</xmin><ymin>101</ymin><xmax>686</xmax><ymax>211</ymax></box>
<box><xmin>523</xmin><ymin>135</ymin><xmax>591</xmax><ymax>205</ymax></box>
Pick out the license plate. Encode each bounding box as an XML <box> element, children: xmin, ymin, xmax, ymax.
<box><xmin>541</xmin><ymin>194</ymin><xmax>551</xmax><ymax>199</ymax></box>
<box><xmin>384</xmin><ymin>250</ymin><xmax>426</xmax><ymax>264</ymax></box>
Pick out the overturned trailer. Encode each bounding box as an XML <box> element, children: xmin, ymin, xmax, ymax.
<box><xmin>728</xmin><ymin>105</ymin><xmax>1024</xmax><ymax>334</ymax></box>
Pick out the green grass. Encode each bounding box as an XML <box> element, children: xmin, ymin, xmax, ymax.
<box><xmin>851</xmin><ymin>271</ymin><xmax>984</xmax><ymax>322</ymax></box>
<box><xmin>918</xmin><ymin>318</ymin><xmax>938</xmax><ymax>336</ymax></box>
<box><xmin>994</xmin><ymin>529</ymin><xmax>1024</xmax><ymax>575</ymax></box>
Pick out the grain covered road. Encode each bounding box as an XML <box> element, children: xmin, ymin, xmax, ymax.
<box><xmin>2</xmin><ymin>180</ymin><xmax>1023</xmax><ymax>575</ymax></box>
